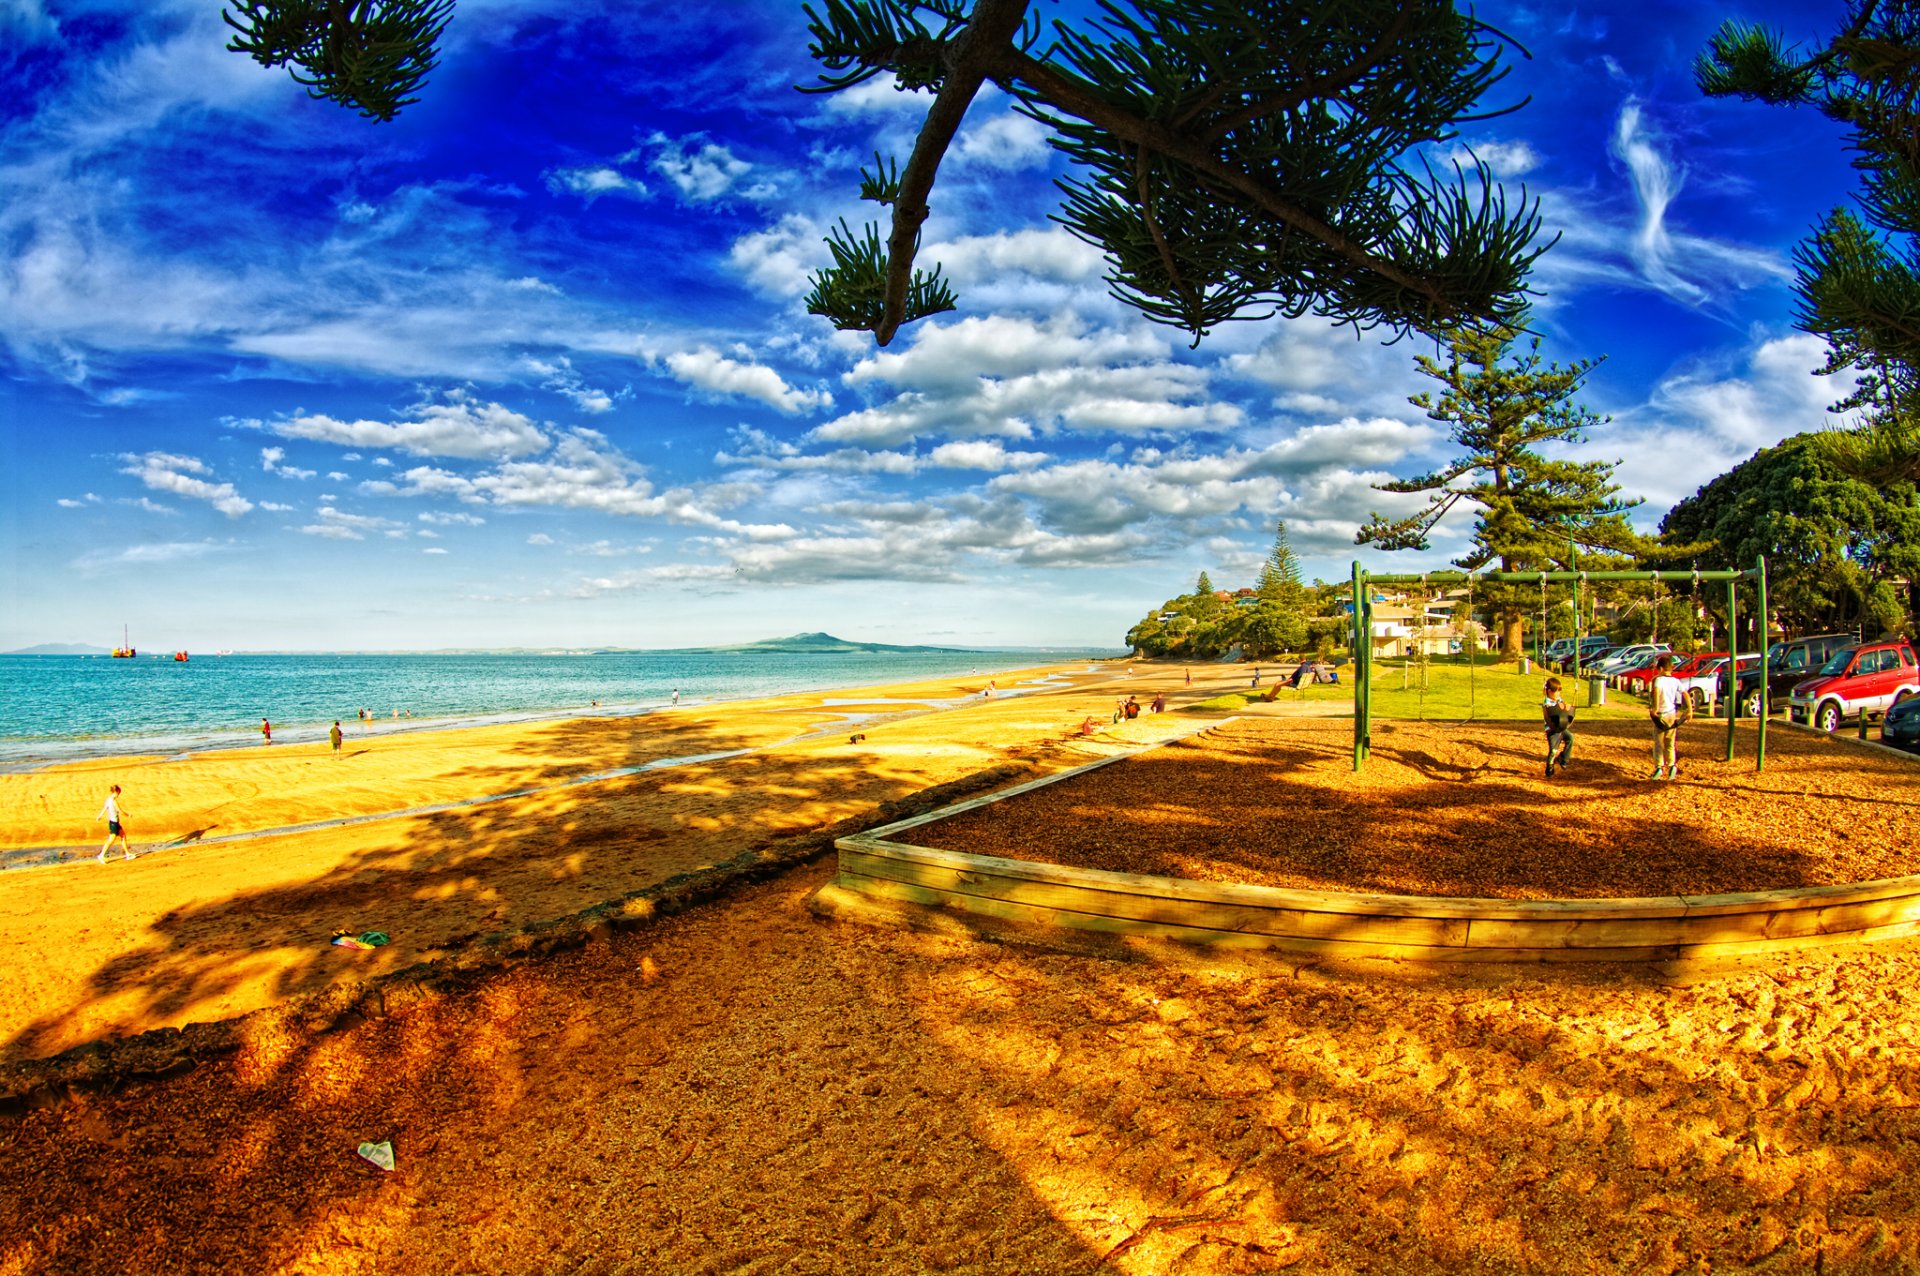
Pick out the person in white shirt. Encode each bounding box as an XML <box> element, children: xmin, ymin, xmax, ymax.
<box><xmin>1649</xmin><ymin>655</ymin><xmax>1686</xmax><ymax>780</ymax></box>
<box><xmin>96</xmin><ymin>784</ymin><xmax>134</xmax><ymax>862</ymax></box>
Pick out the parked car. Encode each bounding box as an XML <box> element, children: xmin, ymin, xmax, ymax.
<box><xmin>1724</xmin><ymin>632</ymin><xmax>1859</xmax><ymax>718</ymax></box>
<box><xmin>1884</xmin><ymin>690</ymin><xmax>1920</xmax><ymax>749</ymax></box>
<box><xmin>1589</xmin><ymin>643</ymin><xmax>1670</xmax><ymax>679</ymax></box>
<box><xmin>1787</xmin><ymin>641</ymin><xmax>1920</xmax><ymax>732</ymax></box>
<box><xmin>1605</xmin><ymin>651</ymin><xmax>1668</xmax><ymax>687</ymax></box>
<box><xmin>1552</xmin><ymin>635</ymin><xmax>1613</xmax><ymax>672</ymax></box>
<box><xmin>1683</xmin><ymin>653</ymin><xmax>1761</xmax><ymax>712</ymax></box>
<box><xmin>1620</xmin><ymin>651</ymin><xmax>1722</xmax><ymax>697</ymax></box>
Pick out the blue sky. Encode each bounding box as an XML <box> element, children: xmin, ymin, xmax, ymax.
<box><xmin>0</xmin><ymin>0</ymin><xmax>1863</xmax><ymax>651</ymax></box>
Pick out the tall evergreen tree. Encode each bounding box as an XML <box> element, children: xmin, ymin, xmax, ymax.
<box><xmin>1356</xmin><ymin>328</ymin><xmax>1647</xmax><ymax>656</ymax></box>
<box><xmin>1696</xmin><ymin>3</ymin><xmax>1920</xmax><ymax>481</ymax></box>
<box><xmin>800</xmin><ymin>0</ymin><xmax>1546</xmax><ymax>347</ymax></box>
<box><xmin>1259</xmin><ymin>520</ymin><xmax>1305</xmax><ymax>604</ymax></box>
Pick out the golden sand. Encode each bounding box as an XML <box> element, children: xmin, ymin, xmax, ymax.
<box><xmin>7</xmin><ymin>662</ymin><xmax>1920</xmax><ymax>1274</ymax></box>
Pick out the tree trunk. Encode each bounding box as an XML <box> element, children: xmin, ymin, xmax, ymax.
<box><xmin>1500</xmin><ymin>611</ymin><xmax>1526</xmax><ymax>659</ymax></box>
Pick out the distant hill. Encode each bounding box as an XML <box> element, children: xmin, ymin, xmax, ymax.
<box><xmin>6</xmin><ymin>643</ymin><xmax>111</xmax><ymax>656</ymax></box>
<box><xmin>699</xmin><ymin>632</ymin><xmax>977</xmax><ymax>655</ymax></box>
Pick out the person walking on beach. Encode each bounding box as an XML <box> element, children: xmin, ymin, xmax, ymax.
<box><xmin>1648</xmin><ymin>655</ymin><xmax>1686</xmax><ymax>780</ymax></box>
<box><xmin>96</xmin><ymin>785</ymin><xmax>133</xmax><ymax>862</ymax></box>
<box><xmin>261</xmin><ymin>718</ymin><xmax>272</xmax><ymax>746</ymax></box>
<box><xmin>671</xmin><ymin>688</ymin><xmax>680</xmax><ymax>707</ymax></box>
<box><xmin>1541</xmin><ymin>678</ymin><xmax>1575</xmax><ymax>778</ymax></box>
<box><xmin>329</xmin><ymin>720</ymin><xmax>343</xmax><ymax>757</ymax></box>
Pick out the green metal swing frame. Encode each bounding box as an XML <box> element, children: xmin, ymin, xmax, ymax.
<box><xmin>1348</xmin><ymin>557</ymin><xmax>1773</xmax><ymax>772</ymax></box>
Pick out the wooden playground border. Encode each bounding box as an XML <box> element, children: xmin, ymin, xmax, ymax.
<box><xmin>810</xmin><ymin>719</ymin><xmax>1920</xmax><ymax>971</ymax></box>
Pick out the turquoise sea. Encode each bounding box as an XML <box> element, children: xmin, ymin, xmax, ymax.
<box><xmin>0</xmin><ymin>647</ymin><xmax>1119</xmax><ymax>769</ymax></box>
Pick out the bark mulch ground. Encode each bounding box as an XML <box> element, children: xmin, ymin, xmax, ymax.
<box><xmin>911</xmin><ymin>718</ymin><xmax>1920</xmax><ymax>899</ymax></box>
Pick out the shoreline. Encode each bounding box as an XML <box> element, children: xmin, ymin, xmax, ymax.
<box><xmin>0</xmin><ymin>653</ymin><xmax>1118</xmax><ymax>773</ymax></box>
<box><xmin>0</xmin><ymin>655</ymin><xmax>1222</xmax><ymax>1063</ymax></box>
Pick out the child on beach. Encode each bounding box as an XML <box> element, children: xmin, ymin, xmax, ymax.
<box><xmin>1541</xmin><ymin>678</ymin><xmax>1574</xmax><ymax>778</ymax></box>
<box><xmin>97</xmin><ymin>784</ymin><xmax>133</xmax><ymax>862</ymax></box>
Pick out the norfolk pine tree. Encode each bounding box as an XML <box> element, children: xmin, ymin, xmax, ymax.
<box><xmin>799</xmin><ymin>0</ymin><xmax>1550</xmax><ymax>347</ymax></box>
<box><xmin>1355</xmin><ymin>327</ymin><xmax>1648</xmax><ymax>658</ymax></box>
<box><xmin>1696</xmin><ymin>2</ymin><xmax>1920</xmax><ymax>484</ymax></box>
<box><xmin>224</xmin><ymin>2</ymin><xmax>1548</xmax><ymax>348</ymax></box>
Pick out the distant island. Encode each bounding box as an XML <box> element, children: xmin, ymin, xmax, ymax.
<box><xmin>684</xmin><ymin>632</ymin><xmax>977</xmax><ymax>656</ymax></box>
<box><xmin>5</xmin><ymin>643</ymin><xmax>113</xmax><ymax>656</ymax></box>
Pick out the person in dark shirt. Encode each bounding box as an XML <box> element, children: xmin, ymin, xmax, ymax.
<box><xmin>1541</xmin><ymin>678</ymin><xmax>1575</xmax><ymax>778</ymax></box>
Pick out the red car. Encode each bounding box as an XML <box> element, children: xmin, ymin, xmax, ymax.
<box><xmin>1786</xmin><ymin>641</ymin><xmax>1920</xmax><ymax>732</ymax></box>
<box><xmin>1619</xmin><ymin>651</ymin><xmax>1718</xmax><ymax>695</ymax></box>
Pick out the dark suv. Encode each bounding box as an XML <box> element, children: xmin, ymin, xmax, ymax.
<box><xmin>1724</xmin><ymin>632</ymin><xmax>1857</xmax><ymax>717</ymax></box>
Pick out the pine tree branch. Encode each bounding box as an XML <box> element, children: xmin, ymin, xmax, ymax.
<box><xmin>984</xmin><ymin>43</ymin><xmax>1468</xmax><ymax>320</ymax></box>
<box><xmin>867</xmin><ymin>0</ymin><xmax>1033</xmax><ymax>345</ymax></box>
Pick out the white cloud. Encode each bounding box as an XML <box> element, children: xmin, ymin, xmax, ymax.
<box><xmin>818</xmin><ymin>314</ymin><xmax>1236</xmax><ymax>446</ymax></box>
<box><xmin>1529</xmin><ymin>101</ymin><xmax>1790</xmax><ymax>309</ymax></box>
<box><xmin>930</xmin><ymin>228</ymin><xmax>1107</xmax><ymax>287</ymax></box>
<box><xmin>646</xmin><ymin>132</ymin><xmax>761</xmax><ymax>202</ymax></box>
<box><xmin>419</xmin><ymin>510</ymin><xmax>486</xmax><ymax>526</ymax></box>
<box><xmin>728</xmin><ymin>214</ymin><xmax>824</xmax><ymax>297</ymax></box>
<box><xmin>72</xmin><ymin>539</ymin><xmax>225</xmax><ymax>575</ymax></box>
<box><xmin>423</xmin><ymin>546</ymin><xmax>449</xmax><ymax>555</ymax></box>
<box><xmin>545</xmin><ymin>165</ymin><xmax>649</xmax><ymax>202</ymax></box>
<box><xmin>952</xmin><ymin>112</ymin><xmax>1051</xmax><ymax>171</ymax></box>
<box><xmin>527</xmin><ymin>532</ymin><xmax>555</xmax><ymax>545</ymax></box>
<box><xmin>927</xmin><ymin>440</ymin><xmax>1050</xmax><ymax>470</ymax></box>
<box><xmin>56</xmin><ymin>492</ymin><xmax>102</xmax><ymax>508</ymax></box>
<box><xmin>664</xmin><ymin>346</ymin><xmax>832</xmax><ymax>414</ymax></box>
<box><xmin>255</xmin><ymin>393</ymin><xmax>550</xmax><ymax>459</ymax></box>
<box><xmin>1441</xmin><ymin>138</ymin><xmax>1541</xmax><ymax>177</ymax></box>
<box><xmin>818</xmin><ymin>72</ymin><xmax>932</xmax><ymax>116</ymax></box>
<box><xmin>119</xmin><ymin>451</ymin><xmax>252</xmax><ymax>518</ymax></box>
<box><xmin>1602</xmin><ymin>332</ymin><xmax>1861</xmax><ymax>518</ymax></box>
<box><xmin>298</xmin><ymin>504</ymin><xmax>403</xmax><ymax>541</ymax></box>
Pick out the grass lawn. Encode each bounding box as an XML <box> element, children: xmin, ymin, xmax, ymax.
<box><xmin>1188</xmin><ymin>655</ymin><xmax>1654</xmax><ymax>721</ymax></box>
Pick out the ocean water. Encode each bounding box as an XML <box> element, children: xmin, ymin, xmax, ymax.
<box><xmin>0</xmin><ymin>648</ymin><xmax>1118</xmax><ymax>768</ymax></box>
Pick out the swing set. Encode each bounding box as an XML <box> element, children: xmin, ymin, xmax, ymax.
<box><xmin>1348</xmin><ymin>557</ymin><xmax>1774</xmax><ymax>772</ymax></box>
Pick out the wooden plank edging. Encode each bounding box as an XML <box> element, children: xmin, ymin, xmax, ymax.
<box><xmin>816</xmin><ymin>719</ymin><xmax>1920</xmax><ymax>963</ymax></box>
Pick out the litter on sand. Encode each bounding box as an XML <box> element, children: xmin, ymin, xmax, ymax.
<box><xmin>330</xmin><ymin>930</ymin><xmax>391</xmax><ymax>950</ymax></box>
<box><xmin>357</xmin><ymin>1141</ymin><xmax>395</xmax><ymax>1172</ymax></box>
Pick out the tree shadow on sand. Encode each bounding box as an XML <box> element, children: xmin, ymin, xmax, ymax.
<box><xmin>0</xmin><ymin>698</ymin><xmax>1038</xmax><ymax>1065</ymax></box>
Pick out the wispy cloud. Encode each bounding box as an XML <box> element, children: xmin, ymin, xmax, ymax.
<box><xmin>119</xmin><ymin>451</ymin><xmax>252</xmax><ymax>518</ymax></box>
<box><xmin>250</xmin><ymin>393</ymin><xmax>550</xmax><ymax>460</ymax></box>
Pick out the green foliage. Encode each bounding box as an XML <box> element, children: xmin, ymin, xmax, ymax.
<box><xmin>1697</xmin><ymin>3</ymin><xmax>1920</xmax><ymax>480</ymax></box>
<box><xmin>801</xmin><ymin>0</ymin><xmax>1547</xmax><ymax>347</ymax></box>
<box><xmin>1660</xmin><ymin>432</ymin><xmax>1920</xmax><ymax>637</ymax></box>
<box><xmin>1356</xmin><ymin>327</ymin><xmax>1650</xmax><ymax>653</ymax></box>
<box><xmin>1126</xmin><ymin>552</ymin><xmax>1345</xmax><ymax>659</ymax></box>
<box><xmin>224</xmin><ymin>0</ymin><xmax>452</xmax><ymax>122</ymax></box>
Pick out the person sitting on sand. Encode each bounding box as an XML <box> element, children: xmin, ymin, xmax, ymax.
<box><xmin>1123</xmin><ymin>695</ymin><xmax>1140</xmax><ymax>720</ymax></box>
<box><xmin>1541</xmin><ymin>678</ymin><xmax>1575</xmax><ymax>778</ymax></box>
<box><xmin>97</xmin><ymin>784</ymin><xmax>133</xmax><ymax>862</ymax></box>
<box><xmin>1151</xmin><ymin>692</ymin><xmax>1166</xmax><ymax>713</ymax></box>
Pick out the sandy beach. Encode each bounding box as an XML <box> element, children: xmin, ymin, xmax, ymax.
<box><xmin>5</xmin><ymin>659</ymin><xmax>1920</xmax><ymax>1275</ymax></box>
<box><xmin>0</xmin><ymin>659</ymin><xmax>1219</xmax><ymax>1064</ymax></box>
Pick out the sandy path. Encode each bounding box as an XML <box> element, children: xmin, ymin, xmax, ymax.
<box><xmin>0</xmin><ymin>660</ymin><xmax>1245</xmax><ymax>1063</ymax></box>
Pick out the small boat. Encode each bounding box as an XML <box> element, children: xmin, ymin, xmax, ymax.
<box><xmin>112</xmin><ymin>624</ymin><xmax>136</xmax><ymax>658</ymax></box>
<box><xmin>174</xmin><ymin>651</ymin><xmax>189</xmax><ymax>662</ymax></box>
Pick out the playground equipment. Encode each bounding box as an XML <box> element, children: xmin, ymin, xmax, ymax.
<box><xmin>1350</xmin><ymin>557</ymin><xmax>1772</xmax><ymax>772</ymax></box>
